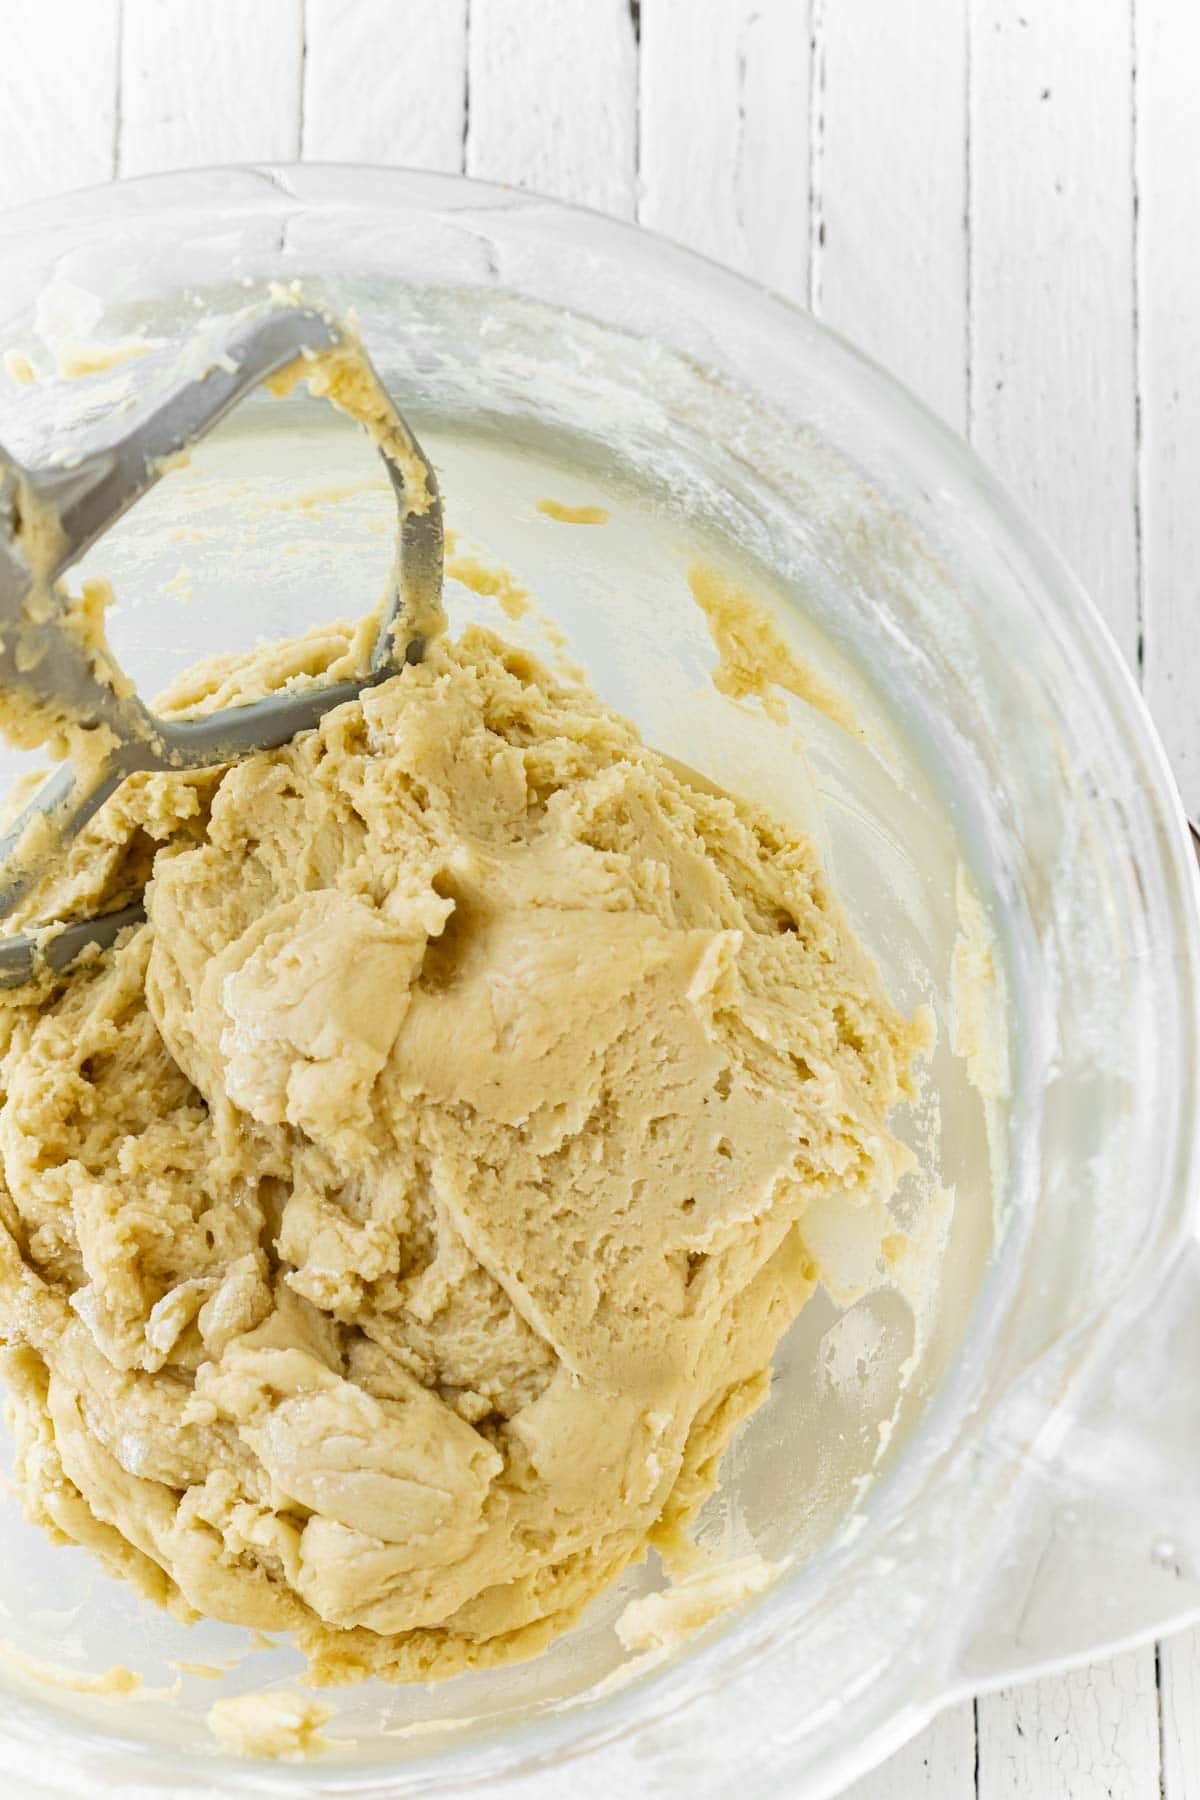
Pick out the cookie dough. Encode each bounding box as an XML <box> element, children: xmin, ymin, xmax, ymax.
<box><xmin>0</xmin><ymin>608</ymin><xmax>921</xmax><ymax>1684</ymax></box>
<box><xmin>535</xmin><ymin>498</ymin><xmax>610</xmax><ymax>525</ymax></box>
<box><xmin>207</xmin><ymin>1689</ymin><xmax>335</xmax><ymax>1760</ymax></box>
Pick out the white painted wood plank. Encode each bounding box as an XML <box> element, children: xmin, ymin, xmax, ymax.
<box><xmin>0</xmin><ymin>0</ymin><xmax>120</xmax><ymax>210</ymax></box>
<box><xmin>1160</xmin><ymin>1629</ymin><xmax>1200</xmax><ymax>1798</ymax></box>
<box><xmin>977</xmin><ymin>1652</ymin><xmax>1160</xmax><ymax>1799</ymax></box>
<box><xmin>119</xmin><ymin>0</ymin><xmax>303</xmax><ymax>177</ymax></box>
<box><xmin>1136</xmin><ymin>0</ymin><xmax>1200</xmax><ymax>817</ymax></box>
<box><xmin>843</xmin><ymin>1703</ymin><xmax>976</xmax><ymax>1800</ymax></box>
<box><xmin>969</xmin><ymin>0</ymin><xmax>1139</xmax><ymax>662</ymax></box>
<box><xmin>302</xmin><ymin>0</ymin><xmax>467</xmax><ymax>172</ymax></box>
<box><xmin>638</xmin><ymin>0</ymin><xmax>810</xmax><ymax>301</ymax></box>
<box><xmin>465</xmin><ymin>0</ymin><xmax>636</xmax><ymax>217</ymax></box>
<box><xmin>815</xmin><ymin>0</ymin><xmax>968</xmax><ymax>434</ymax></box>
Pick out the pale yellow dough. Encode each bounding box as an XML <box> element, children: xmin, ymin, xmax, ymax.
<box><xmin>207</xmin><ymin>1689</ymin><xmax>335</xmax><ymax>1760</ymax></box>
<box><xmin>0</xmin><ymin>614</ymin><xmax>920</xmax><ymax>1685</ymax></box>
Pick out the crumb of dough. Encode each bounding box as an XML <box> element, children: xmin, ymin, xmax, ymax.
<box><xmin>446</xmin><ymin>535</ymin><xmax>532</xmax><ymax>620</ymax></box>
<box><xmin>0</xmin><ymin>602</ymin><xmax>921</xmax><ymax>1686</ymax></box>
<box><xmin>163</xmin><ymin>567</ymin><xmax>194</xmax><ymax>606</ymax></box>
<box><xmin>73</xmin><ymin>1663</ymin><xmax>143</xmax><ymax>1697</ymax></box>
<box><xmin>54</xmin><ymin>339</ymin><xmax>151</xmax><ymax>381</ymax></box>
<box><xmin>267</xmin><ymin>340</ymin><xmax>434</xmax><ymax>524</ymax></box>
<box><xmin>7</xmin><ymin>1650</ymin><xmax>142</xmax><ymax>1698</ymax></box>
<box><xmin>536</xmin><ymin>498</ymin><xmax>610</xmax><ymax>525</ymax></box>
<box><xmin>687</xmin><ymin>562</ymin><xmax>860</xmax><ymax>736</ymax></box>
<box><xmin>615</xmin><ymin>1552</ymin><xmax>780</xmax><ymax>1653</ymax></box>
<box><xmin>380</xmin><ymin>1713</ymin><xmax>464</xmax><ymax>1739</ymax></box>
<box><xmin>207</xmin><ymin>1690</ymin><xmax>335</xmax><ymax>1760</ymax></box>
<box><xmin>3</xmin><ymin>349</ymin><xmax>37</xmax><ymax>386</ymax></box>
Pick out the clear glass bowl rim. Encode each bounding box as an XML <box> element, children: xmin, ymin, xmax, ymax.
<box><xmin>0</xmin><ymin>162</ymin><xmax>1197</xmax><ymax>1798</ymax></box>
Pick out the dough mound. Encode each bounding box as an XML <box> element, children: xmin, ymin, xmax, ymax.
<box><xmin>0</xmin><ymin>625</ymin><xmax>919</xmax><ymax>1683</ymax></box>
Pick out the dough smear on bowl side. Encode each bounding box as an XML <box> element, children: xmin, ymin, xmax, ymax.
<box><xmin>0</xmin><ymin>605</ymin><xmax>924</xmax><ymax>1684</ymax></box>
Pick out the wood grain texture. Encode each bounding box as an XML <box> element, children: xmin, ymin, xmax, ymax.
<box><xmin>0</xmin><ymin>0</ymin><xmax>119</xmax><ymax>210</ymax></box>
<box><xmin>638</xmin><ymin>0</ymin><xmax>810</xmax><ymax>301</ymax></box>
<box><xmin>119</xmin><ymin>0</ymin><xmax>303</xmax><ymax>176</ymax></box>
<box><xmin>977</xmin><ymin>1653</ymin><xmax>1161</xmax><ymax>1799</ymax></box>
<box><xmin>842</xmin><ymin>1702</ymin><xmax>977</xmax><ymax>1800</ymax></box>
<box><xmin>466</xmin><ymin>0</ymin><xmax>636</xmax><ymax>216</ymax></box>
<box><xmin>303</xmin><ymin>0</ymin><xmax>467</xmax><ymax>172</ymax></box>
<box><xmin>1136</xmin><ymin>0</ymin><xmax>1200</xmax><ymax>817</ymax></box>
<box><xmin>814</xmin><ymin>0</ymin><xmax>968</xmax><ymax>430</ymax></box>
<box><xmin>1160</xmin><ymin>1628</ymin><xmax>1200</xmax><ymax>1798</ymax></box>
<box><xmin>969</xmin><ymin>0</ymin><xmax>1139</xmax><ymax>661</ymax></box>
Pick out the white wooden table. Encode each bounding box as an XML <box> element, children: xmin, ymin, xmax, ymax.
<box><xmin>2</xmin><ymin>3</ymin><xmax>1198</xmax><ymax>1794</ymax></box>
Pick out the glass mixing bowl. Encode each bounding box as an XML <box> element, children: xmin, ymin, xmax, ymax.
<box><xmin>0</xmin><ymin>167</ymin><xmax>1198</xmax><ymax>1799</ymax></box>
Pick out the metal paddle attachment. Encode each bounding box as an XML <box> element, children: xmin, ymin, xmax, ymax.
<box><xmin>0</xmin><ymin>304</ymin><xmax>443</xmax><ymax>986</ymax></box>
